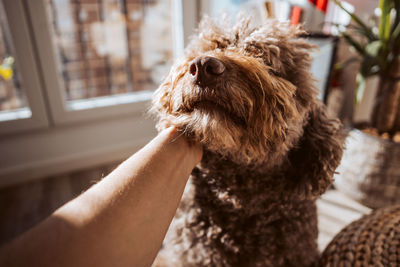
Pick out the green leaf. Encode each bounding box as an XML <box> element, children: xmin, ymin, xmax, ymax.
<box><xmin>391</xmin><ymin>21</ymin><xmax>400</xmax><ymax>49</ymax></box>
<box><xmin>360</xmin><ymin>54</ymin><xmax>380</xmax><ymax>76</ymax></box>
<box><xmin>333</xmin><ymin>0</ymin><xmax>377</xmax><ymax>41</ymax></box>
<box><xmin>379</xmin><ymin>0</ymin><xmax>393</xmax><ymax>41</ymax></box>
<box><xmin>392</xmin><ymin>0</ymin><xmax>400</xmax><ymax>33</ymax></box>
<box><xmin>365</xmin><ymin>40</ymin><xmax>382</xmax><ymax>57</ymax></box>
<box><xmin>344</xmin><ymin>24</ymin><xmax>379</xmax><ymax>42</ymax></box>
<box><xmin>352</xmin><ymin>25</ymin><xmax>377</xmax><ymax>41</ymax></box>
<box><xmin>355</xmin><ymin>73</ymin><xmax>366</xmax><ymax>104</ymax></box>
<box><xmin>393</xmin><ymin>22</ymin><xmax>400</xmax><ymax>41</ymax></box>
<box><xmin>341</xmin><ymin>32</ymin><xmax>365</xmax><ymax>55</ymax></box>
<box><xmin>387</xmin><ymin>22</ymin><xmax>400</xmax><ymax>67</ymax></box>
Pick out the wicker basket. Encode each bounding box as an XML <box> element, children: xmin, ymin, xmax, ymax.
<box><xmin>318</xmin><ymin>204</ymin><xmax>400</xmax><ymax>267</ymax></box>
<box><xmin>334</xmin><ymin>129</ymin><xmax>400</xmax><ymax>209</ymax></box>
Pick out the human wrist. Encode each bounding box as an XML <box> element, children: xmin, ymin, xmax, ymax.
<box><xmin>161</xmin><ymin>127</ymin><xmax>203</xmax><ymax>167</ymax></box>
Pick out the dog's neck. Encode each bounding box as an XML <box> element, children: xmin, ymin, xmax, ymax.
<box><xmin>195</xmin><ymin>150</ymin><xmax>287</xmax><ymax>193</ymax></box>
<box><xmin>190</xmin><ymin>149</ymin><xmax>305</xmax><ymax>222</ymax></box>
<box><xmin>193</xmin><ymin>140</ymin><xmax>311</xmax><ymax>203</ymax></box>
<box><xmin>198</xmin><ymin>149</ymin><xmax>289</xmax><ymax>176</ymax></box>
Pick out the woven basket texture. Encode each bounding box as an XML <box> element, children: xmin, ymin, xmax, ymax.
<box><xmin>334</xmin><ymin>129</ymin><xmax>400</xmax><ymax>209</ymax></box>
<box><xmin>319</xmin><ymin>205</ymin><xmax>400</xmax><ymax>267</ymax></box>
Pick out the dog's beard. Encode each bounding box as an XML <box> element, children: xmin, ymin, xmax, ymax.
<box><xmin>153</xmin><ymin>80</ymin><xmax>275</xmax><ymax>165</ymax></box>
<box><xmin>157</xmin><ymin>105</ymin><xmax>249</xmax><ymax>160</ymax></box>
<box><xmin>188</xmin><ymin>98</ymin><xmax>247</xmax><ymax>128</ymax></box>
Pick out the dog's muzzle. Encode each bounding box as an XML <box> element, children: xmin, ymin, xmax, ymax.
<box><xmin>189</xmin><ymin>56</ymin><xmax>225</xmax><ymax>87</ymax></box>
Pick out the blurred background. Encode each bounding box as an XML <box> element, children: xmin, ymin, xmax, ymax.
<box><xmin>1</xmin><ymin>0</ymin><xmax>399</xmax><ymax>254</ymax></box>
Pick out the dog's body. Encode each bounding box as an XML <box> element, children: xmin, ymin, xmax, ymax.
<box><xmin>151</xmin><ymin>17</ymin><xmax>344</xmax><ymax>267</ymax></box>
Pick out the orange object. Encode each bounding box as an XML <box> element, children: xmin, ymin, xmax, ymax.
<box><xmin>309</xmin><ymin>0</ymin><xmax>328</xmax><ymax>13</ymax></box>
<box><xmin>316</xmin><ymin>0</ymin><xmax>328</xmax><ymax>13</ymax></box>
<box><xmin>290</xmin><ymin>6</ymin><xmax>303</xmax><ymax>25</ymax></box>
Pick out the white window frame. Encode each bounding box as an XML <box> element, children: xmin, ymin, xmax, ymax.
<box><xmin>26</xmin><ymin>0</ymin><xmax>152</xmax><ymax>125</ymax></box>
<box><xmin>0</xmin><ymin>0</ymin><xmax>200</xmax><ymax>188</ymax></box>
<box><xmin>0</xmin><ymin>0</ymin><xmax>49</xmax><ymax>135</ymax></box>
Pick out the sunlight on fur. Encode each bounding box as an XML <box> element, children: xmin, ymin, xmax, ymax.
<box><xmin>150</xmin><ymin>16</ymin><xmax>345</xmax><ymax>267</ymax></box>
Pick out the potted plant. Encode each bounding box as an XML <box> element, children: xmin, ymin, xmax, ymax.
<box><xmin>332</xmin><ymin>0</ymin><xmax>400</xmax><ymax>209</ymax></box>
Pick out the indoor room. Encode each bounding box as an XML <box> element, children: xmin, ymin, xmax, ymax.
<box><xmin>0</xmin><ymin>0</ymin><xmax>399</xmax><ymax>266</ymax></box>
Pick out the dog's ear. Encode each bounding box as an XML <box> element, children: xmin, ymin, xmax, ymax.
<box><xmin>285</xmin><ymin>103</ymin><xmax>345</xmax><ymax>199</ymax></box>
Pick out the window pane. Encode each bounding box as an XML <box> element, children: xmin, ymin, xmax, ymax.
<box><xmin>46</xmin><ymin>0</ymin><xmax>173</xmax><ymax>106</ymax></box>
<box><xmin>0</xmin><ymin>3</ymin><xmax>30</xmax><ymax>116</ymax></box>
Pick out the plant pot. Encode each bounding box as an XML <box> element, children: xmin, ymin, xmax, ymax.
<box><xmin>371</xmin><ymin>59</ymin><xmax>400</xmax><ymax>134</ymax></box>
<box><xmin>334</xmin><ymin>129</ymin><xmax>400</xmax><ymax>209</ymax></box>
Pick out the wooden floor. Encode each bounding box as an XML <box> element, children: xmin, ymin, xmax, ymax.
<box><xmin>317</xmin><ymin>188</ymin><xmax>371</xmax><ymax>251</ymax></box>
<box><xmin>0</xmin><ymin>167</ymin><xmax>371</xmax><ymax>253</ymax></box>
<box><xmin>0</xmin><ymin>162</ymin><xmax>118</xmax><ymax>247</ymax></box>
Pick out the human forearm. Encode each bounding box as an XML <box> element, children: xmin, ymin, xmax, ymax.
<box><xmin>0</xmin><ymin>127</ymin><xmax>202</xmax><ymax>267</ymax></box>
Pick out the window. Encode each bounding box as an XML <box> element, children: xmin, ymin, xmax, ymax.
<box><xmin>29</xmin><ymin>0</ymin><xmax>177</xmax><ymax>124</ymax></box>
<box><xmin>0</xmin><ymin>4</ymin><xmax>28</xmax><ymax>114</ymax></box>
<box><xmin>0</xmin><ymin>0</ymin><xmax>195</xmax><ymax>187</ymax></box>
<box><xmin>0</xmin><ymin>31</ymin><xmax>28</xmax><ymax>115</ymax></box>
<box><xmin>46</xmin><ymin>0</ymin><xmax>173</xmax><ymax>107</ymax></box>
<box><xmin>0</xmin><ymin>0</ymin><xmax>49</xmax><ymax>134</ymax></box>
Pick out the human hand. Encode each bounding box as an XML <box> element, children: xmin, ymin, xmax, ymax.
<box><xmin>159</xmin><ymin>126</ymin><xmax>203</xmax><ymax>167</ymax></box>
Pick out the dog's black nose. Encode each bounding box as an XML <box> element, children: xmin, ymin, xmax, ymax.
<box><xmin>189</xmin><ymin>56</ymin><xmax>225</xmax><ymax>85</ymax></box>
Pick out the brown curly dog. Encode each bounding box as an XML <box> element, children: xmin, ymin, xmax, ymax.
<box><xmin>150</xmin><ymin>17</ymin><xmax>345</xmax><ymax>267</ymax></box>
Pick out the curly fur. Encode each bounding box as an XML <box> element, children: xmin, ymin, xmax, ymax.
<box><xmin>151</xmin><ymin>17</ymin><xmax>345</xmax><ymax>267</ymax></box>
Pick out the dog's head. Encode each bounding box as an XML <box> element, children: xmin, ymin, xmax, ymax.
<box><xmin>151</xmin><ymin>17</ymin><xmax>343</xmax><ymax>185</ymax></box>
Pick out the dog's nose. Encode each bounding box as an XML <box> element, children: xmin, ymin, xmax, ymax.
<box><xmin>189</xmin><ymin>56</ymin><xmax>225</xmax><ymax>85</ymax></box>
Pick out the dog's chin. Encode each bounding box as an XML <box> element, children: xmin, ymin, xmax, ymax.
<box><xmin>191</xmin><ymin>100</ymin><xmax>247</xmax><ymax>129</ymax></box>
<box><xmin>159</xmin><ymin>107</ymin><xmax>258</xmax><ymax>165</ymax></box>
<box><xmin>154</xmin><ymin>100</ymin><xmax>268</xmax><ymax>165</ymax></box>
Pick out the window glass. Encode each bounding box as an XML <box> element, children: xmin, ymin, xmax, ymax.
<box><xmin>46</xmin><ymin>0</ymin><xmax>173</xmax><ymax>105</ymax></box>
<box><xmin>0</xmin><ymin>3</ymin><xmax>30</xmax><ymax>120</ymax></box>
